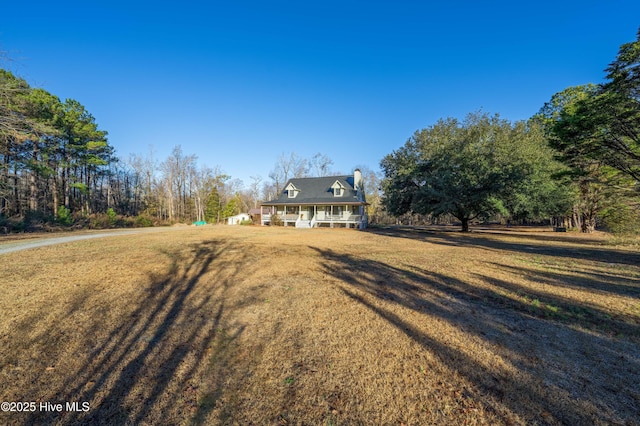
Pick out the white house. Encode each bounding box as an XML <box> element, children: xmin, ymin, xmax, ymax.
<box><xmin>227</xmin><ymin>213</ymin><xmax>251</xmax><ymax>225</ymax></box>
<box><xmin>261</xmin><ymin>169</ymin><xmax>368</xmax><ymax>229</ymax></box>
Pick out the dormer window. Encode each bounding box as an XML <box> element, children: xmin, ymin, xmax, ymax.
<box><xmin>331</xmin><ymin>180</ymin><xmax>345</xmax><ymax>197</ymax></box>
<box><xmin>285</xmin><ymin>182</ymin><xmax>299</xmax><ymax>198</ymax></box>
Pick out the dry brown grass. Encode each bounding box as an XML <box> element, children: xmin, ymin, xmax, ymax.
<box><xmin>0</xmin><ymin>225</ymin><xmax>639</xmax><ymax>425</ymax></box>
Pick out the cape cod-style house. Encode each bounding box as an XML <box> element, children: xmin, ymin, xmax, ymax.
<box><xmin>261</xmin><ymin>169</ymin><xmax>368</xmax><ymax>229</ymax></box>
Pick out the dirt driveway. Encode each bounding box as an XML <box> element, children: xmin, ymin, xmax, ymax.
<box><xmin>0</xmin><ymin>226</ymin><xmax>186</xmax><ymax>255</ymax></box>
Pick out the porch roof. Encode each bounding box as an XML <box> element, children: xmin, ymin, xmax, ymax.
<box><xmin>261</xmin><ymin>200</ymin><xmax>367</xmax><ymax>206</ymax></box>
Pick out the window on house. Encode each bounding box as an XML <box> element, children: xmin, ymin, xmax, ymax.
<box><xmin>331</xmin><ymin>180</ymin><xmax>345</xmax><ymax>197</ymax></box>
<box><xmin>285</xmin><ymin>183</ymin><xmax>298</xmax><ymax>198</ymax></box>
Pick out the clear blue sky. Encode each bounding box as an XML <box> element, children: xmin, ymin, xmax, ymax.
<box><xmin>2</xmin><ymin>1</ymin><xmax>639</xmax><ymax>186</ymax></box>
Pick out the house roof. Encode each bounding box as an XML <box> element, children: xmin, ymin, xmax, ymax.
<box><xmin>248</xmin><ymin>207</ymin><xmax>273</xmax><ymax>215</ymax></box>
<box><xmin>262</xmin><ymin>175</ymin><xmax>367</xmax><ymax>206</ymax></box>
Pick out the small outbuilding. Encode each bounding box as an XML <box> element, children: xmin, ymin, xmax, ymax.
<box><xmin>227</xmin><ymin>213</ymin><xmax>251</xmax><ymax>225</ymax></box>
<box><xmin>248</xmin><ymin>207</ymin><xmax>270</xmax><ymax>225</ymax></box>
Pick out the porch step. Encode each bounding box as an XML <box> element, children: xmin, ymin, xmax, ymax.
<box><xmin>296</xmin><ymin>220</ymin><xmax>312</xmax><ymax>228</ymax></box>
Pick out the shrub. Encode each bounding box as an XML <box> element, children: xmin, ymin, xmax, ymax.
<box><xmin>56</xmin><ymin>206</ymin><xmax>73</xmax><ymax>226</ymax></box>
<box><xmin>107</xmin><ymin>208</ymin><xmax>117</xmax><ymax>225</ymax></box>
<box><xmin>270</xmin><ymin>214</ymin><xmax>283</xmax><ymax>226</ymax></box>
<box><xmin>135</xmin><ymin>214</ymin><xmax>153</xmax><ymax>227</ymax></box>
<box><xmin>601</xmin><ymin>204</ymin><xmax>640</xmax><ymax>236</ymax></box>
<box><xmin>23</xmin><ymin>211</ymin><xmax>53</xmax><ymax>231</ymax></box>
<box><xmin>90</xmin><ymin>213</ymin><xmax>111</xmax><ymax>229</ymax></box>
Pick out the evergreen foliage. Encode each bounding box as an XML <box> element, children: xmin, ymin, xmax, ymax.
<box><xmin>205</xmin><ymin>187</ymin><xmax>221</xmax><ymax>223</ymax></box>
<box><xmin>540</xmin><ymin>29</ymin><xmax>640</xmax><ymax>232</ymax></box>
<box><xmin>381</xmin><ymin>112</ymin><xmax>572</xmax><ymax>231</ymax></box>
<box><xmin>1</xmin><ymin>69</ymin><xmax>113</xmax><ymax>221</ymax></box>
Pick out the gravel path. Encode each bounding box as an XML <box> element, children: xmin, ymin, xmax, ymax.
<box><xmin>0</xmin><ymin>227</ymin><xmax>182</xmax><ymax>255</ymax></box>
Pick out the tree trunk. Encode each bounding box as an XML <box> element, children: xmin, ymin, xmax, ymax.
<box><xmin>63</xmin><ymin>165</ymin><xmax>70</xmax><ymax>210</ymax></box>
<box><xmin>13</xmin><ymin>163</ymin><xmax>20</xmax><ymax>216</ymax></box>
<box><xmin>461</xmin><ymin>217</ymin><xmax>470</xmax><ymax>232</ymax></box>
<box><xmin>581</xmin><ymin>212</ymin><xmax>596</xmax><ymax>233</ymax></box>
<box><xmin>29</xmin><ymin>171</ymin><xmax>38</xmax><ymax>212</ymax></box>
<box><xmin>1</xmin><ymin>140</ymin><xmax>11</xmax><ymax>216</ymax></box>
<box><xmin>572</xmin><ymin>205</ymin><xmax>581</xmax><ymax>230</ymax></box>
<box><xmin>29</xmin><ymin>147</ymin><xmax>39</xmax><ymax>212</ymax></box>
<box><xmin>52</xmin><ymin>175</ymin><xmax>58</xmax><ymax>218</ymax></box>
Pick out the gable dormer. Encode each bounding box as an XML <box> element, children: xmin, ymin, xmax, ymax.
<box><xmin>331</xmin><ymin>180</ymin><xmax>345</xmax><ymax>197</ymax></box>
<box><xmin>285</xmin><ymin>182</ymin><xmax>300</xmax><ymax>198</ymax></box>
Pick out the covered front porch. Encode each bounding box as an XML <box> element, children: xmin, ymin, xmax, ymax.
<box><xmin>261</xmin><ymin>204</ymin><xmax>367</xmax><ymax>229</ymax></box>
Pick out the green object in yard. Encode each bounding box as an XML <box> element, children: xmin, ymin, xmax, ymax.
<box><xmin>193</xmin><ymin>221</ymin><xmax>207</xmax><ymax>226</ymax></box>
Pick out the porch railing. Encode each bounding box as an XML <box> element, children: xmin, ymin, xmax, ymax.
<box><xmin>262</xmin><ymin>212</ymin><xmax>366</xmax><ymax>227</ymax></box>
<box><xmin>315</xmin><ymin>214</ymin><xmax>362</xmax><ymax>222</ymax></box>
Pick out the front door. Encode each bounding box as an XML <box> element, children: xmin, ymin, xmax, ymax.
<box><xmin>300</xmin><ymin>207</ymin><xmax>313</xmax><ymax>220</ymax></box>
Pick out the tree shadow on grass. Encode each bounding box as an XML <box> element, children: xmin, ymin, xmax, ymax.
<box><xmin>368</xmin><ymin>226</ymin><xmax>640</xmax><ymax>267</ymax></box>
<box><xmin>1</xmin><ymin>238</ymin><xmax>258</xmax><ymax>425</ymax></box>
<box><xmin>482</xmin><ymin>260</ymin><xmax>640</xmax><ymax>306</ymax></box>
<box><xmin>310</xmin><ymin>246</ymin><xmax>640</xmax><ymax>425</ymax></box>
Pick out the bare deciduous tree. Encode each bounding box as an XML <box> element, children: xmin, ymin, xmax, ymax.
<box><xmin>309</xmin><ymin>153</ymin><xmax>334</xmax><ymax>177</ymax></box>
<box><xmin>269</xmin><ymin>152</ymin><xmax>309</xmax><ymax>193</ymax></box>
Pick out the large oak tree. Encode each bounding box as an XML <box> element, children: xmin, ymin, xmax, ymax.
<box><xmin>381</xmin><ymin>112</ymin><xmax>564</xmax><ymax>231</ymax></box>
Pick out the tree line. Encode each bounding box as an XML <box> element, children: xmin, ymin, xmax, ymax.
<box><xmin>0</xmin><ymin>68</ymin><xmax>258</xmax><ymax>230</ymax></box>
<box><xmin>381</xmin><ymin>29</ymin><xmax>640</xmax><ymax>234</ymax></box>
<box><xmin>1</xmin><ymin>69</ymin><xmax>114</xmax><ymax>227</ymax></box>
<box><xmin>0</xmin><ymin>66</ymin><xmax>385</xmax><ymax>231</ymax></box>
<box><xmin>4</xmin><ymin>29</ymin><xmax>638</xmax><ymax>234</ymax></box>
